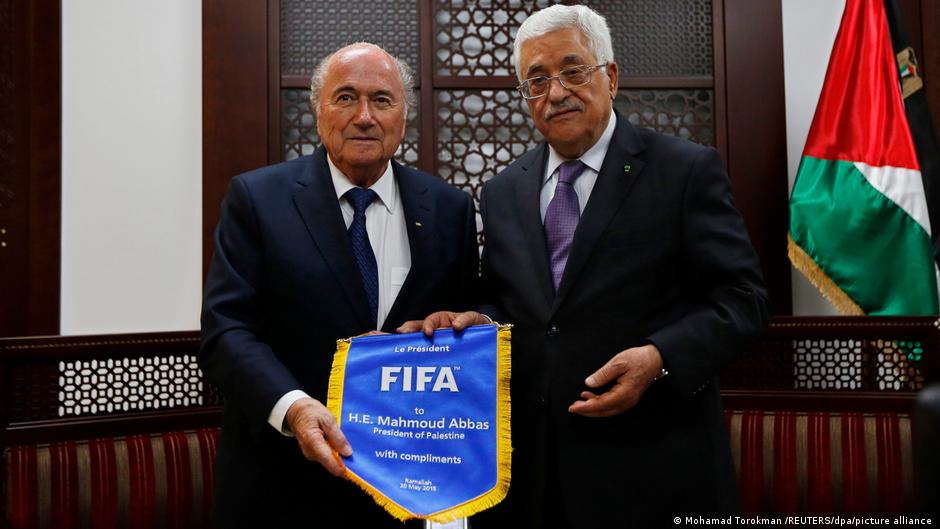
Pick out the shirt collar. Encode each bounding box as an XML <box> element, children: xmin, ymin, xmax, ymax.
<box><xmin>328</xmin><ymin>155</ymin><xmax>396</xmax><ymax>214</ymax></box>
<box><xmin>544</xmin><ymin>110</ymin><xmax>617</xmax><ymax>184</ymax></box>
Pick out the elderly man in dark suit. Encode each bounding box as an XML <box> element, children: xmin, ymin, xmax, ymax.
<box><xmin>401</xmin><ymin>4</ymin><xmax>769</xmax><ymax>527</ymax></box>
<box><xmin>200</xmin><ymin>43</ymin><xmax>478</xmax><ymax>528</ymax></box>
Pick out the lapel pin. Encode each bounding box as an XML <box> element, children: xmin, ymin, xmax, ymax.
<box><xmin>623</xmin><ymin>164</ymin><xmax>632</xmax><ymax>174</ymax></box>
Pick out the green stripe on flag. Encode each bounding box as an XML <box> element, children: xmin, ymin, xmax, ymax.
<box><xmin>790</xmin><ymin>156</ymin><xmax>939</xmax><ymax>315</ymax></box>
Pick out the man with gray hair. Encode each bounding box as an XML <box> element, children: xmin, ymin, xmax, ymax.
<box><xmin>402</xmin><ymin>4</ymin><xmax>769</xmax><ymax>526</ymax></box>
<box><xmin>200</xmin><ymin>42</ymin><xmax>478</xmax><ymax>527</ymax></box>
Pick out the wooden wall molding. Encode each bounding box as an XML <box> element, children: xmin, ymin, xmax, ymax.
<box><xmin>722</xmin><ymin>0</ymin><xmax>791</xmax><ymax>314</ymax></box>
<box><xmin>202</xmin><ymin>0</ymin><xmax>270</xmax><ymax>276</ymax></box>
<box><xmin>0</xmin><ymin>0</ymin><xmax>60</xmax><ymax>337</ymax></box>
<box><xmin>0</xmin><ymin>330</ymin><xmax>219</xmax><ymax>446</ymax></box>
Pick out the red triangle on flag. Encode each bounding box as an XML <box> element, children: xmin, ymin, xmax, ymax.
<box><xmin>803</xmin><ymin>0</ymin><xmax>919</xmax><ymax>171</ymax></box>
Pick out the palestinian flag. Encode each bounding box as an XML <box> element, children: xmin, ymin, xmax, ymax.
<box><xmin>788</xmin><ymin>0</ymin><xmax>939</xmax><ymax>315</ymax></box>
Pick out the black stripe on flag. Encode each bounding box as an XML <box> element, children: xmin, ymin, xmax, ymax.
<box><xmin>884</xmin><ymin>0</ymin><xmax>940</xmax><ymax>268</ymax></box>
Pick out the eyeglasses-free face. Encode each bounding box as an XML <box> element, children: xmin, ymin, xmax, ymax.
<box><xmin>316</xmin><ymin>46</ymin><xmax>407</xmax><ymax>186</ymax></box>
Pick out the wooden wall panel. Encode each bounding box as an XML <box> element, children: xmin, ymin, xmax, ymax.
<box><xmin>202</xmin><ymin>0</ymin><xmax>270</xmax><ymax>276</ymax></box>
<box><xmin>0</xmin><ymin>0</ymin><xmax>29</xmax><ymax>336</ymax></box>
<box><xmin>923</xmin><ymin>0</ymin><xmax>940</xmax><ymax>137</ymax></box>
<box><xmin>896</xmin><ymin>0</ymin><xmax>940</xmax><ymax>133</ymax></box>
<box><xmin>0</xmin><ymin>0</ymin><xmax>60</xmax><ymax>337</ymax></box>
<box><xmin>25</xmin><ymin>0</ymin><xmax>60</xmax><ymax>335</ymax></box>
<box><xmin>897</xmin><ymin>0</ymin><xmax>923</xmax><ymax>58</ymax></box>
<box><xmin>722</xmin><ymin>0</ymin><xmax>791</xmax><ymax>315</ymax></box>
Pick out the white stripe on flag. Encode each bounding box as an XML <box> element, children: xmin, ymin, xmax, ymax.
<box><xmin>854</xmin><ymin>162</ymin><xmax>931</xmax><ymax>235</ymax></box>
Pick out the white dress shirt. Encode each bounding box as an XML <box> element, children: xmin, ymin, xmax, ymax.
<box><xmin>539</xmin><ymin>110</ymin><xmax>617</xmax><ymax>220</ymax></box>
<box><xmin>268</xmin><ymin>158</ymin><xmax>412</xmax><ymax>435</ymax></box>
<box><xmin>328</xmin><ymin>157</ymin><xmax>412</xmax><ymax>328</ymax></box>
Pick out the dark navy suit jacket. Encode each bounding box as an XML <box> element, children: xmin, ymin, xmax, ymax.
<box><xmin>473</xmin><ymin>112</ymin><xmax>769</xmax><ymax>528</ymax></box>
<box><xmin>199</xmin><ymin>146</ymin><xmax>478</xmax><ymax>528</ymax></box>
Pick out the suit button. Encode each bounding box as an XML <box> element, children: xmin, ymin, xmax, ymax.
<box><xmin>546</xmin><ymin>324</ymin><xmax>560</xmax><ymax>337</ymax></box>
<box><xmin>538</xmin><ymin>394</ymin><xmax>546</xmax><ymax>404</ymax></box>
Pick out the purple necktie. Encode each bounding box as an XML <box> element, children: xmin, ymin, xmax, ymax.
<box><xmin>544</xmin><ymin>160</ymin><xmax>587</xmax><ymax>291</ymax></box>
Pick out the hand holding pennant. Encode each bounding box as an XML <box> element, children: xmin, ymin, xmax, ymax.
<box><xmin>326</xmin><ymin>324</ymin><xmax>511</xmax><ymax>523</ymax></box>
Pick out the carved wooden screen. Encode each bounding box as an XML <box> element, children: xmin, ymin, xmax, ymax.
<box><xmin>275</xmin><ymin>0</ymin><xmax>723</xmax><ymax>243</ymax></box>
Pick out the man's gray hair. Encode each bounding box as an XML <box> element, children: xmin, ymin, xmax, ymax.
<box><xmin>513</xmin><ymin>5</ymin><xmax>615</xmax><ymax>82</ymax></box>
<box><xmin>308</xmin><ymin>42</ymin><xmax>416</xmax><ymax>114</ymax></box>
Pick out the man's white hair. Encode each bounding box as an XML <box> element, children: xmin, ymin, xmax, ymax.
<box><xmin>308</xmin><ymin>42</ymin><xmax>416</xmax><ymax>115</ymax></box>
<box><xmin>512</xmin><ymin>4</ymin><xmax>615</xmax><ymax>82</ymax></box>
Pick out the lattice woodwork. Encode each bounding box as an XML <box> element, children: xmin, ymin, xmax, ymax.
<box><xmin>435</xmin><ymin>88</ymin><xmax>542</xmax><ymax>240</ymax></box>
<box><xmin>792</xmin><ymin>338</ymin><xmax>864</xmax><ymax>390</ymax></box>
<box><xmin>583</xmin><ymin>0</ymin><xmax>713</xmax><ymax>77</ymax></box>
<box><xmin>282</xmin><ymin>88</ymin><xmax>316</xmax><ymax>159</ymax></box>
<box><xmin>615</xmin><ymin>89</ymin><xmax>714</xmax><ymax>146</ymax></box>
<box><xmin>434</xmin><ymin>0</ymin><xmax>712</xmax><ymax>78</ymax></box>
<box><xmin>282</xmin><ymin>88</ymin><xmax>420</xmax><ymax>166</ymax></box>
<box><xmin>792</xmin><ymin>338</ymin><xmax>925</xmax><ymax>391</ymax></box>
<box><xmin>280</xmin><ymin>0</ymin><xmax>420</xmax><ymax>76</ymax></box>
<box><xmin>7</xmin><ymin>354</ymin><xmax>222</xmax><ymax>423</ymax></box>
<box><xmin>434</xmin><ymin>0</ymin><xmax>556</xmax><ymax>77</ymax></box>
<box><xmin>58</xmin><ymin>355</ymin><xmax>205</xmax><ymax>417</ymax></box>
<box><xmin>723</xmin><ymin>330</ymin><xmax>930</xmax><ymax>392</ymax></box>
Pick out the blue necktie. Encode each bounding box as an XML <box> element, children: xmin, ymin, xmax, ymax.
<box><xmin>544</xmin><ymin>160</ymin><xmax>587</xmax><ymax>291</ymax></box>
<box><xmin>345</xmin><ymin>187</ymin><xmax>379</xmax><ymax>324</ymax></box>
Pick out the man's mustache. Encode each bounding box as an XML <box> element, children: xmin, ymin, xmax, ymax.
<box><xmin>543</xmin><ymin>99</ymin><xmax>584</xmax><ymax>120</ymax></box>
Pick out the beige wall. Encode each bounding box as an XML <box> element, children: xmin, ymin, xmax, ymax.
<box><xmin>782</xmin><ymin>0</ymin><xmax>844</xmax><ymax>315</ymax></box>
<box><xmin>61</xmin><ymin>0</ymin><xmax>202</xmax><ymax>334</ymax></box>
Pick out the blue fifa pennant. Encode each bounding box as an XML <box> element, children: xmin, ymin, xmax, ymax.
<box><xmin>326</xmin><ymin>324</ymin><xmax>511</xmax><ymax>522</ymax></box>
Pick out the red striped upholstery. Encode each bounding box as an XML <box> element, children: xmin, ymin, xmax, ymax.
<box><xmin>4</xmin><ymin>415</ymin><xmax>916</xmax><ymax>523</ymax></box>
<box><xmin>725</xmin><ymin>411</ymin><xmax>913</xmax><ymax>515</ymax></box>
<box><xmin>4</xmin><ymin>429</ymin><xmax>219</xmax><ymax>529</ymax></box>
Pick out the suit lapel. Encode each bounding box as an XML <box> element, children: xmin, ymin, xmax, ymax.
<box><xmin>511</xmin><ymin>144</ymin><xmax>556</xmax><ymax>308</ymax></box>
<box><xmin>383</xmin><ymin>162</ymin><xmax>435</xmax><ymax>329</ymax></box>
<box><xmin>551</xmin><ymin>113</ymin><xmax>647</xmax><ymax>316</ymax></box>
<box><xmin>292</xmin><ymin>147</ymin><xmax>374</xmax><ymax>328</ymax></box>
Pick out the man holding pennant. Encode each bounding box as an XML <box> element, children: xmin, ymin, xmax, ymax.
<box><xmin>200</xmin><ymin>43</ymin><xmax>479</xmax><ymax>528</ymax></box>
<box><xmin>789</xmin><ymin>0</ymin><xmax>940</xmax><ymax>315</ymax></box>
<box><xmin>402</xmin><ymin>4</ymin><xmax>769</xmax><ymax>527</ymax></box>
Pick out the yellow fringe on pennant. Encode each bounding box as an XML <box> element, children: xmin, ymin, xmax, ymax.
<box><xmin>325</xmin><ymin>338</ymin><xmax>351</xmax><ymax>428</ymax></box>
<box><xmin>325</xmin><ymin>324</ymin><xmax>513</xmax><ymax>523</ymax></box>
<box><xmin>420</xmin><ymin>323</ymin><xmax>513</xmax><ymax>523</ymax></box>
<box><xmin>787</xmin><ymin>233</ymin><xmax>865</xmax><ymax>315</ymax></box>
<box><xmin>328</xmin><ymin>336</ymin><xmax>418</xmax><ymax>521</ymax></box>
<box><xmin>343</xmin><ymin>470</ymin><xmax>416</xmax><ymax>522</ymax></box>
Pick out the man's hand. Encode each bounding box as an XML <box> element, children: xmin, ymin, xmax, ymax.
<box><xmin>568</xmin><ymin>344</ymin><xmax>663</xmax><ymax>418</ymax></box>
<box><xmin>285</xmin><ymin>397</ymin><xmax>352</xmax><ymax>477</ymax></box>
<box><xmin>397</xmin><ymin>311</ymin><xmax>489</xmax><ymax>337</ymax></box>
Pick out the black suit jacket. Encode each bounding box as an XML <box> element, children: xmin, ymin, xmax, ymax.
<box><xmin>199</xmin><ymin>147</ymin><xmax>478</xmax><ymax>528</ymax></box>
<box><xmin>474</xmin><ymin>112</ymin><xmax>769</xmax><ymax>528</ymax></box>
